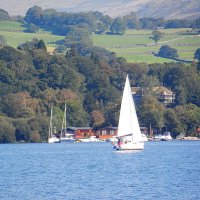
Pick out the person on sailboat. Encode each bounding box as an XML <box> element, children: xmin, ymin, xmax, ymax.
<box><xmin>117</xmin><ymin>138</ymin><xmax>121</xmax><ymax>146</ymax></box>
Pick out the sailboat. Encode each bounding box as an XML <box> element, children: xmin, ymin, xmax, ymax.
<box><xmin>113</xmin><ymin>75</ymin><xmax>144</xmax><ymax>150</ymax></box>
<box><xmin>60</xmin><ymin>102</ymin><xmax>75</xmax><ymax>143</ymax></box>
<box><xmin>48</xmin><ymin>104</ymin><xmax>60</xmax><ymax>143</ymax></box>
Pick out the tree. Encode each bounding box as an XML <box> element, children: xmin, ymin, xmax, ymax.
<box><xmin>26</xmin><ymin>23</ymin><xmax>39</xmax><ymax>33</ymax></box>
<box><xmin>0</xmin><ymin>35</ymin><xmax>6</xmax><ymax>47</ymax></box>
<box><xmin>194</xmin><ymin>48</ymin><xmax>200</xmax><ymax>62</ymax></box>
<box><xmin>110</xmin><ymin>17</ymin><xmax>126</xmax><ymax>35</ymax></box>
<box><xmin>192</xmin><ymin>17</ymin><xmax>200</xmax><ymax>32</ymax></box>
<box><xmin>0</xmin><ymin>9</ymin><xmax>10</xmax><ymax>21</ymax></box>
<box><xmin>0</xmin><ymin>117</ymin><xmax>15</xmax><ymax>143</ymax></box>
<box><xmin>25</xmin><ymin>6</ymin><xmax>43</xmax><ymax>25</ymax></box>
<box><xmin>139</xmin><ymin>96</ymin><xmax>165</xmax><ymax>133</ymax></box>
<box><xmin>149</xmin><ymin>30</ymin><xmax>163</xmax><ymax>44</ymax></box>
<box><xmin>158</xmin><ymin>45</ymin><xmax>179</xmax><ymax>59</ymax></box>
<box><xmin>123</xmin><ymin>12</ymin><xmax>141</xmax><ymax>29</ymax></box>
<box><xmin>91</xmin><ymin>110</ymin><xmax>105</xmax><ymax>128</ymax></box>
<box><xmin>96</xmin><ymin>21</ymin><xmax>106</xmax><ymax>34</ymax></box>
<box><xmin>30</xmin><ymin>132</ymin><xmax>41</xmax><ymax>143</ymax></box>
<box><xmin>164</xmin><ymin>109</ymin><xmax>182</xmax><ymax>137</ymax></box>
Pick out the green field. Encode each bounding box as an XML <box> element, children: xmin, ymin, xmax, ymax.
<box><xmin>92</xmin><ymin>28</ymin><xmax>200</xmax><ymax>63</ymax></box>
<box><xmin>0</xmin><ymin>21</ymin><xmax>199</xmax><ymax>63</ymax></box>
<box><xmin>0</xmin><ymin>21</ymin><xmax>65</xmax><ymax>51</ymax></box>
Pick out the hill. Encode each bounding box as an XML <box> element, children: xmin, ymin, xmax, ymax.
<box><xmin>0</xmin><ymin>21</ymin><xmax>199</xmax><ymax>64</ymax></box>
<box><xmin>92</xmin><ymin>28</ymin><xmax>200</xmax><ymax>63</ymax></box>
<box><xmin>1</xmin><ymin>0</ymin><xmax>200</xmax><ymax>19</ymax></box>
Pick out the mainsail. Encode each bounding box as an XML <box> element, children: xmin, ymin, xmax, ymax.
<box><xmin>117</xmin><ymin>75</ymin><xmax>142</xmax><ymax>142</ymax></box>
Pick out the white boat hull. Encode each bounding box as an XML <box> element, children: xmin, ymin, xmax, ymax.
<box><xmin>114</xmin><ymin>141</ymin><xmax>144</xmax><ymax>150</ymax></box>
<box><xmin>48</xmin><ymin>137</ymin><xmax>60</xmax><ymax>143</ymax></box>
<box><xmin>61</xmin><ymin>138</ymin><xmax>75</xmax><ymax>143</ymax></box>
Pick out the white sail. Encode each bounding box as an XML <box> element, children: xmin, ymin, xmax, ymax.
<box><xmin>117</xmin><ymin>75</ymin><xmax>142</xmax><ymax>142</ymax></box>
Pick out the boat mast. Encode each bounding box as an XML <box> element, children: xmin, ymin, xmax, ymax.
<box><xmin>48</xmin><ymin>104</ymin><xmax>53</xmax><ymax>139</ymax></box>
<box><xmin>127</xmin><ymin>75</ymin><xmax>135</xmax><ymax>142</ymax></box>
<box><xmin>61</xmin><ymin>102</ymin><xmax>67</xmax><ymax>138</ymax></box>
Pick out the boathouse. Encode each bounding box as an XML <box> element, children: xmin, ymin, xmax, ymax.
<box><xmin>67</xmin><ymin>127</ymin><xmax>94</xmax><ymax>139</ymax></box>
<box><xmin>95</xmin><ymin>126</ymin><xmax>118</xmax><ymax>140</ymax></box>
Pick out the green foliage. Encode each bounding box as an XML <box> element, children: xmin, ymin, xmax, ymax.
<box><xmin>149</xmin><ymin>30</ymin><xmax>163</xmax><ymax>44</ymax></box>
<box><xmin>26</xmin><ymin>23</ymin><xmax>39</xmax><ymax>33</ymax></box>
<box><xmin>0</xmin><ymin>35</ymin><xmax>6</xmax><ymax>47</ymax></box>
<box><xmin>110</xmin><ymin>17</ymin><xmax>126</xmax><ymax>35</ymax></box>
<box><xmin>175</xmin><ymin>104</ymin><xmax>200</xmax><ymax>135</ymax></box>
<box><xmin>25</xmin><ymin>6</ymin><xmax>43</xmax><ymax>26</ymax></box>
<box><xmin>30</xmin><ymin>132</ymin><xmax>41</xmax><ymax>143</ymax></box>
<box><xmin>0</xmin><ymin>117</ymin><xmax>15</xmax><ymax>143</ymax></box>
<box><xmin>194</xmin><ymin>48</ymin><xmax>200</xmax><ymax>61</ymax></box>
<box><xmin>192</xmin><ymin>17</ymin><xmax>200</xmax><ymax>31</ymax></box>
<box><xmin>158</xmin><ymin>45</ymin><xmax>179</xmax><ymax>59</ymax></box>
<box><xmin>139</xmin><ymin>96</ymin><xmax>165</xmax><ymax>130</ymax></box>
<box><xmin>0</xmin><ymin>9</ymin><xmax>10</xmax><ymax>21</ymax></box>
<box><xmin>0</xmin><ymin>13</ymin><xmax>200</xmax><ymax>141</ymax></box>
<box><xmin>123</xmin><ymin>12</ymin><xmax>141</xmax><ymax>29</ymax></box>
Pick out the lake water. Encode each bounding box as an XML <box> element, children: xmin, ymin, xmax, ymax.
<box><xmin>0</xmin><ymin>141</ymin><xmax>200</xmax><ymax>200</ymax></box>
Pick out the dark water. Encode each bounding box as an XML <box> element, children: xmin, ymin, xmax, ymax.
<box><xmin>0</xmin><ymin>141</ymin><xmax>200</xmax><ymax>200</ymax></box>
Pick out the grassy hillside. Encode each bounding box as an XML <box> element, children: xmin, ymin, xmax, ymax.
<box><xmin>92</xmin><ymin>28</ymin><xmax>200</xmax><ymax>64</ymax></box>
<box><xmin>0</xmin><ymin>21</ymin><xmax>199</xmax><ymax>64</ymax></box>
<box><xmin>0</xmin><ymin>21</ymin><xmax>64</xmax><ymax>51</ymax></box>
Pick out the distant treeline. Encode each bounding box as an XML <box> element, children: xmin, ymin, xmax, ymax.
<box><xmin>0</xmin><ymin>7</ymin><xmax>200</xmax><ymax>36</ymax></box>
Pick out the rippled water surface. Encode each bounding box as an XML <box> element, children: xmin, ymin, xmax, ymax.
<box><xmin>0</xmin><ymin>141</ymin><xmax>200</xmax><ymax>200</ymax></box>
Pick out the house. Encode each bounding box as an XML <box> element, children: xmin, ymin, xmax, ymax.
<box><xmin>131</xmin><ymin>86</ymin><xmax>175</xmax><ymax>105</ymax></box>
<box><xmin>67</xmin><ymin>127</ymin><xmax>94</xmax><ymax>139</ymax></box>
<box><xmin>95</xmin><ymin>126</ymin><xmax>118</xmax><ymax>140</ymax></box>
<box><xmin>153</xmin><ymin>86</ymin><xmax>175</xmax><ymax>105</ymax></box>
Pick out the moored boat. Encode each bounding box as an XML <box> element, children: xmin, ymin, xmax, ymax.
<box><xmin>48</xmin><ymin>104</ymin><xmax>60</xmax><ymax>143</ymax></box>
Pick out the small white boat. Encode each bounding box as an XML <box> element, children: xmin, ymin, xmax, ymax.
<box><xmin>48</xmin><ymin>135</ymin><xmax>60</xmax><ymax>143</ymax></box>
<box><xmin>60</xmin><ymin>133</ymin><xmax>75</xmax><ymax>143</ymax></box>
<box><xmin>113</xmin><ymin>75</ymin><xmax>144</xmax><ymax>150</ymax></box>
<box><xmin>48</xmin><ymin>104</ymin><xmax>60</xmax><ymax>143</ymax></box>
<box><xmin>107</xmin><ymin>136</ymin><xmax>118</xmax><ymax>143</ymax></box>
<box><xmin>79</xmin><ymin>136</ymin><xmax>100</xmax><ymax>142</ymax></box>
<box><xmin>155</xmin><ymin>132</ymin><xmax>172</xmax><ymax>141</ymax></box>
<box><xmin>60</xmin><ymin>102</ymin><xmax>75</xmax><ymax>143</ymax></box>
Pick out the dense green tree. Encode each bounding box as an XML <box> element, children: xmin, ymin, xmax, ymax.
<box><xmin>30</xmin><ymin>132</ymin><xmax>41</xmax><ymax>143</ymax></box>
<box><xmin>192</xmin><ymin>17</ymin><xmax>200</xmax><ymax>32</ymax></box>
<box><xmin>110</xmin><ymin>17</ymin><xmax>126</xmax><ymax>35</ymax></box>
<box><xmin>123</xmin><ymin>12</ymin><xmax>141</xmax><ymax>29</ymax></box>
<box><xmin>0</xmin><ymin>35</ymin><xmax>6</xmax><ymax>47</ymax></box>
<box><xmin>149</xmin><ymin>30</ymin><xmax>163</xmax><ymax>44</ymax></box>
<box><xmin>158</xmin><ymin>45</ymin><xmax>179</xmax><ymax>58</ymax></box>
<box><xmin>0</xmin><ymin>61</ymin><xmax>15</xmax><ymax>84</ymax></box>
<box><xmin>25</xmin><ymin>6</ymin><xmax>43</xmax><ymax>25</ymax></box>
<box><xmin>26</xmin><ymin>23</ymin><xmax>39</xmax><ymax>33</ymax></box>
<box><xmin>140</xmin><ymin>17</ymin><xmax>164</xmax><ymax>29</ymax></box>
<box><xmin>96</xmin><ymin>21</ymin><xmax>106</xmax><ymax>34</ymax></box>
<box><xmin>165</xmin><ymin>19</ymin><xmax>191</xmax><ymax>28</ymax></box>
<box><xmin>164</xmin><ymin>109</ymin><xmax>182</xmax><ymax>137</ymax></box>
<box><xmin>0</xmin><ymin>9</ymin><xmax>10</xmax><ymax>21</ymax></box>
<box><xmin>0</xmin><ymin>117</ymin><xmax>15</xmax><ymax>143</ymax></box>
<box><xmin>194</xmin><ymin>48</ymin><xmax>200</xmax><ymax>61</ymax></box>
<box><xmin>139</xmin><ymin>96</ymin><xmax>165</xmax><ymax>133</ymax></box>
<box><xmin>175</xmin><ymin>104</ymin><xmax>200</xmax><ymax>135</ymax></box>
<box><xmin>2</xmin><ymin>92</ymin><xmax>38</xmax><ymax>118</ymax></box>
<box><xmin>66</xmin><ymin>100</ymin><xmax>89</xmax><ymax>126</ymax></box>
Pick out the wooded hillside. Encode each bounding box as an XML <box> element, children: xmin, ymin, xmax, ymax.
<box><xmin>0</xmin><ymin>7</ymin><xmax>200</xmax><ymax>143</ymax></box>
